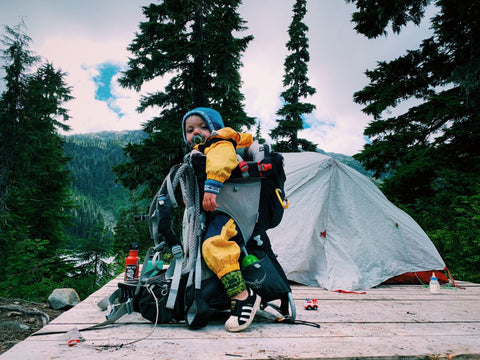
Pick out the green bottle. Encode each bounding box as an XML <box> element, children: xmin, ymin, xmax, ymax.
<box><xmin>241</xmin><ymin>254</ymin><xmax>258</xmax><ymax>268</ymax></box>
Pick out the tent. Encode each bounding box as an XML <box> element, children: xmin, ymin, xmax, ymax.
<box><xmin>267</xmin><ymin>152</ymin><xmax>447</xmax><ymax>291</ymax></box>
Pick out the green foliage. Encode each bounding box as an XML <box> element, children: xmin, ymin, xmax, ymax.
<box><xmin>348</xmin><ymin>0</ymin><xmax>480</xmax><ymax>281</ymax></box>
<box><xmin>69</xmin><ymin>225</ymin><xmax>115</xmax><ymax>295</ymax></box>
<box><xmin>61</xmin><ymin>131</ymin><xmax>150</xmax><ymax>295</ymax></box>
<box><xmin>351</xmin><ymin>0</ymin><xmax>480</xmax><ymax>185</ymax></box>
<box><xmin>273</xmin><ymin>138</ymin><xmax>317</xmax><ymax>153</ymax></box>
<box><xmin>112</xmin><ymin>204</ymin><xmax>152</xmax><ymax>270</ymax></box>
<box><xmin>346</xmin><ymin>0</ymin><xmax>431</xmax><ymax>38</ymax></box>
<box><xmin>270</xmin><ymin>0</ymin><xmax>317</xmax><ymax>151</ymax></box>
<box><xmin>0</xmin><ymin>23</ymin><xmax>78</xmax><ymax>300</ymax></box>
<box><xmin>116</xmin><ymin>0</ymin><xmax>254</xmax><ymax>200</ymax></box>
<box><xmin>401</xmin><ymin>179</ymin><xmax>480</xmax><ymax>283</ymax></box>
<box><xmin>64</xmin><ymin>195</ymin><xmax>110</xmax><ymax>245</ymax></box>
<box><xmin>63</xmin><ymin>131</ymin><xmax>146</xmax><ymax>245</ymax></box>
<box><xmin>0</xmin><ymin>238</ymin><xmax>74</xmax><ymax>301</ymax></box>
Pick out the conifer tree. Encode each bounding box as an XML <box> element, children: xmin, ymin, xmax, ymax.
<box><xmin>74</xmin><ymin>225</ymin><xmax>114</xmax><ymax>291</ymax></box>
<box><xmin>20</xmin><ymin>63</ymin><xmax>73</xmax><ymax>253</ymax></box>
<box><xmin>0</xmin><ymin>23</ymin><xmax>39</xmax><ymax>214</ymax></box>
<box><xmin>348</xmin><ymin>0</ymin><xmax>480</xmax><ymax>203</ymax></box>
<box><xmin>0</xmin><ymin>24</ymin><xmax>41</xmax><ymax>273</ymax></box>
<box><xmin>0</xmin><ymin>23</ymin><xmax>73</xmax><ymax>294</ymax></box>
<box><xmin>116</xmin><ymin>0</ymin><xmax>254</xmax><ymax>198</ymax></box>
<box><xmin>270</xmin><ymin>0</ymin><xmax>316</xmax><ymax>152</ymax></box>
<box><xmin>347</xmin><ymin>0</ymin><xmax>480</xmax><ymax>280</ymax></box>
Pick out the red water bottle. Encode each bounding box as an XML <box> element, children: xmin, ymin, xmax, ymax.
<box><xmin>124</xmin><ymin>242</ymin><xmax>140</xmax><ymax>282</ymax></box>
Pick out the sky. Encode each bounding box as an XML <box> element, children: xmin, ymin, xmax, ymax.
<box><xmin>0</xmin><ymin>0</ymin><xmax>435</xmax><ymax>156</ymax></box>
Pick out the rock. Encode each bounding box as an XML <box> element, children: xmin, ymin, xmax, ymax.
<box><xmin>47</xmin><ymin>288</ymin><xmax>81</xmax><ymax>310</ymax></box>
<box><xmin>0</xmin><ymin>321</ymin><xmax>30</xmax><ymax>330</ymax></box>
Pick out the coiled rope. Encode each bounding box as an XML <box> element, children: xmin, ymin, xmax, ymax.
<box><xmin>149</xmin><ymin>159</ymin><xmax>203</xmax><ymax>275</ymax></box>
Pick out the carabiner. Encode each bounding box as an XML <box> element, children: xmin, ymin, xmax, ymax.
<box><xmin>275</xmin><ymin>188</ymin><xmax>289</xmax><ymax>209</ymax></box>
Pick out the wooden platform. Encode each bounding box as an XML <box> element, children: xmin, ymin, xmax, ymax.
<box><xmin>1</xmin><ymin>275</ymin><xmax>480</xmax><ymax>359</ymax></box>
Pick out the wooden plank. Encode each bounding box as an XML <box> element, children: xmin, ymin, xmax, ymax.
<box><xmin>22</xmin><ymin>317</ymin><xmax>480</xmax><ymax>339</ymax></box>
<box><xmin>3</xmin><ymin>330</ymin><xmax>479</xmax><ymax>359</ymax></box>
<box><xmin>39</xmin><ymin>296</ymin><xmax>480</xmax><ymax>325</ymax></box>
<box><xmin>2</xmin><ymin>275</ymin><xmax>480</xmax><ymax>360</ymax></box>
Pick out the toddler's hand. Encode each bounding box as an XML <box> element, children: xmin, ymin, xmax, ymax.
<box><xmin>203</xmin><ymin>192</ymin><xmax>218</xmax><ymax>212</ymax></box>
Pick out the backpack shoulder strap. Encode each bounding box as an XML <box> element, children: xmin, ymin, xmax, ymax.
<box><xmin>165</xmin><ymin>244</ymin><xmax>184</xmax><ymax>309</ymax></box>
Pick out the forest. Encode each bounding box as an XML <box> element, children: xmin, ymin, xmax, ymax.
<box><xmin>0</xmin><ymin>0</ymin><xmax>479</xmax><ymax>302</ymax></box>
<box><xmin>63</xmin><ymin>131</ymin><xmax>147</xmax><ymax>245</ymax></box>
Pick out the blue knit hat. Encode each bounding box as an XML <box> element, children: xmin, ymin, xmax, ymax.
<box><xmin>182</xmin><ymin>107</ymin><xmax>224</xmax><ymax>143</ymax></box>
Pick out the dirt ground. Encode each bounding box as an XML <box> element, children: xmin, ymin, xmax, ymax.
<box><xmin>0</xmin><ymin>297</ymin><xmax>65</xmax><ymax>355</ymax></box>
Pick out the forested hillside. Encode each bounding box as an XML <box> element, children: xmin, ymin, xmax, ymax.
<box><xmin>63</xmin><ymin>130</ymin><xmax>147</xmax><ymax>248</ymax></box>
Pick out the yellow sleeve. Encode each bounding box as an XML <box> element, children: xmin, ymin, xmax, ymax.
<box><xmin>201</xmin><ymin>128</ymin><xmax>254</xmax><ymax>184</ymax></box>
<box><xmin>212</xmin><ymin>128</ymin><xmax>253</xmax><ymax>149</ymax></box>
<box><xmin>204</xmin><ymin>141</ymin><xmax>238</xmax><ymax>183</ymax></box>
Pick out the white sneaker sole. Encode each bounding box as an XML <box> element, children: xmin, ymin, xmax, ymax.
<box><xmin>225</xmin><ymin>294</ymin><xmax>261</xmax><ymax>332</ymax></box>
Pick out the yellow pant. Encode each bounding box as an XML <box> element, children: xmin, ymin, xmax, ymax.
<box><xmin>202</xmin><ymin>216</ymin><xmax>241</xmax><ymax>279</ymax></box>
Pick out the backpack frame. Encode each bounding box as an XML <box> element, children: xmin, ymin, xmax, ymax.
<box><xmin>100</xmin><ymin>142</ymin><xmax>296</xmax><ymax>329</ymax></box>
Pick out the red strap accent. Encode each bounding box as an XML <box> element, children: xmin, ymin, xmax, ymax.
<box><xmin>257</xmin><ymin>162</ymin><xmax>272</xmax><ymax>177</ymax></box>
<box><xmin>238</xmin><ymin>160</ymin><xmax>249</xmax><ymax>173</ymax></box>
<box><xmin>333</xmin><ymin>289</ymin><xmax>367</xmax><ymax>294</ymax></box>
<box><xmin>238</xmin><ymin>160</ymin><xmax>248</xmax><ymax>172</ymax></box>
<box><xmin>444</xmin><ymin>267</ymin><xmax>465</xmax><ymax>289</ymax></box>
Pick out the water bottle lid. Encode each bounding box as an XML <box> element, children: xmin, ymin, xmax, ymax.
<box><xmin>241</xmin><ymin>254</ymin><xmax>258</xmax><ymax>268</ymax></box>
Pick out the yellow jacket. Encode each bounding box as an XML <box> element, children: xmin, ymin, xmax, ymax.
<box><xmin>195</xmin><ymin>127</ymin><xmax>253</xmax><ymax>191</ymax></box>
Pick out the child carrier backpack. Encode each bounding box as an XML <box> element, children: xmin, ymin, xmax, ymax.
<box><xmin>99</xmin><ymin>141</ymin><xmax>296</xmax><ymax>330</ymax></box>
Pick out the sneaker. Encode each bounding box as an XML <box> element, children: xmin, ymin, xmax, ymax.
<box><xmin>225</xmin><ymin>287</ymin><xmax>261</xmax><ymax>332</ymax></box>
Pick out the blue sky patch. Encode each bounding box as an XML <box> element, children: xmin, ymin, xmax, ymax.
<box><xmin>303</xmin><ymin>113</ymin><xmax>336</xmax><ymax>130</ymax></box>
<box><xmin>363</xmin><ymin>135</ymin><xmax>372</xmax><ymax>144</ymax></box>
<box><xmin>93</xmin><ymin>63</ymin><xmax>124</xmax><ymax>117</ymax></box>
<box><xmin>303</xmin><ymin>113</ymin><xmax>315</xmax><ymax>129</ymax></box>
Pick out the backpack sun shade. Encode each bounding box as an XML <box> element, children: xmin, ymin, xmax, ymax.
<box><xmin>99</xmin><ymin>141</ymin><xmax>296</xmax><ymax>330</ymax></box>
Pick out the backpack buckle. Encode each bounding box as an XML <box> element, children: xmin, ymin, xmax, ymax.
<box><xmin>238</xmin><ymin>160</ymin><xmax>249</xmax><ymax>178</ymax></box>
<box><xmin>171</xmin><ymin>244</ymin><xmax>183</xmax><ymax>258</ymax></box>
<box><xmin>257</xmin><ymin>162</ymin><xmax>272</xmax><ymax>177</ymax></box>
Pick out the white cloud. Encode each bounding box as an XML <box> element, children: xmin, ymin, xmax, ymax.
<box><xmin>36</xmin><ymin>36</ymin><xmax>144</xmax><ymax>134</ymax></box>
<box><xmin>0</xmin><ymin>0</ymin><xmax>435</xmax><ymax>155</ymax></box>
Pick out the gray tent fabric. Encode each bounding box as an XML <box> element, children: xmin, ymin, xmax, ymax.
<box><xmin>267</xmin><ymin>152</ymin><xmax>445</xmax><ymax>291</ymax></box>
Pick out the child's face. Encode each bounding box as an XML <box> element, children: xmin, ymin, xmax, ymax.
<box><xmin>185</xmin><ymin>115</ymin><xmax>211</xmax><ymax>145</ymax></box>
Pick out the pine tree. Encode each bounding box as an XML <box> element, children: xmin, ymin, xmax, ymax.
<box><xmin>73</xmin><ymin>225</ymin><xmax>114</xmax><ymax>292</ymax></box>
<box><xmin>347</xmin><ymin>0</ymin><xmax>480</xmax><ymax>281</ymax></box>
<box><xmin>270</xmin><ymin>0</ymin><xmax>316</xmax><ymax>152</ymax></box>
<box><xmin>20</xmin><ymin>63</ymin><xmax>73</xmax><ymax>253</ymax></box>
<box><xmin>0</xmin><ymin>23</ymin><xmax>73</xmax><ymax>297</ymax></box>
<box><xmin>348</xmin><ymin>0</ymin><xmax>480</xmax><ymax>202</ymax></box>
<box><xmin>0</xmin><ymin>23</ymin><xmax>41</xmax><ymax>275</ymax></box>
<box><xmin>116</xmin><ymin>0</ymin><xmax>254</xmax><ymax>198</ymax></box>
<box><xmin>0</xmin><ymin>22</ymin><xmax>40</xmax><ymax>214</ymax></box>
